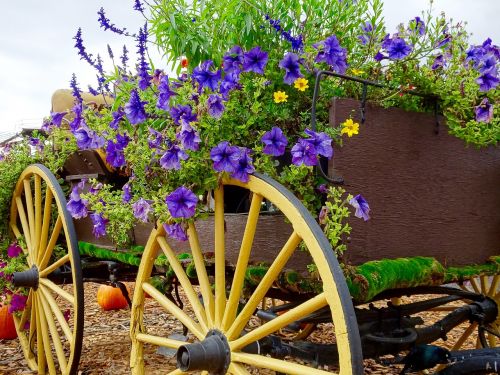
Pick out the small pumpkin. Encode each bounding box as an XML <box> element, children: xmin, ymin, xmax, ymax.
<box><xmin>0</xmin><ymin>305</ymin><xmax>18</xmax><ymax>339</ymax></box>
<box><xmin>96</xmin><ymin>284</ymin><xmax>130</xmax><ymax>311</ymax></box>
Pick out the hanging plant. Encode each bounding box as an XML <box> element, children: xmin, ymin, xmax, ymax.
<box><xmin>0</xmin><ymin>305</ymin><xmax>17</xmax><ymax>340</ymax></box>
<box><xmin>96</xmin><ymin>284</ymin><xmax>130</xmax><ymax>311</ymax></box>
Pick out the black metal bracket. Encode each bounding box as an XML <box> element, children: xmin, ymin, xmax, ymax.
<box><xmin>310</xmin><ymin>70</ymin><xmax>441</xmax><ymax>185</ymax></box>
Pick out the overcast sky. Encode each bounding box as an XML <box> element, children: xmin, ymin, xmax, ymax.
<box><xmin>0</xmin><ymin>0</ymin><xmax>498</xmax><ymax>132</ymax></box>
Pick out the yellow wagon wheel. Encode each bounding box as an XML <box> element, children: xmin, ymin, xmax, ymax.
<box><xmin>9</xmin><ymin>164</ymin><xmax>84</xmax><ymax>375</ymax></box>
<box><xmin>444</xmin><ymin>275</ymin><xmax>500</xmax><ymax>350</ymax></box>
<box><xmin>130</xmin><ymin>173</ymin><xmax>363</xmax><ymax>374</ymax></box>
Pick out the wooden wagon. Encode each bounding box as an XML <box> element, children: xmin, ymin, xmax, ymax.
<box><xmin>5</xmin><ymin>76</ymin><xmax>500</xmax><ymax>375</ymax></box>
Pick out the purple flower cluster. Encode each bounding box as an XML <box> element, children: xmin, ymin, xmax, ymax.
<box><xmin>90</xmin><ymin>212</ymin><xmax>108</xmax><ymax>238</ymax></box>
<box><xmin>475</xmin><ymin>98</ymin><xmax>494</xmax><ymax>123</ymax></box>
<box><xmin>279</xmin><ymin>53</ymin><xmax>303</xmax><ymax>85</ymax></box>
<box><xmin>315</xmin><ymin>35</ymin><xmax>348</xmax><ymax>74</ymax></box>
<box><xmin>125</xmin><ymin>89</ymin><xmax>148</xmax><ymax>125</ymax></box>
<box><xmin>171</xmin><ymin>104</ymin><xmax>197</xmax><ymax>125</ymax></box>
<box><xmin>166</xmin><ymin>186</ymin><xmax>198</xmax><ymax>219</ymax></box>
<box><xmin>67</xmin><ymin>182</ymin><xmax>88</xmax><ymax>219</ymax></box>
<box><xmin>157</xmin><ymin>75</ymin><xmax>177</xmax><ymax>110</ymax></box>
<box><xmin>97</xmin><ymin>7</ymin><xmax>129</xmax><ymax>36</ymax></box>
<box><xmin>265</xmin><ymin>15</ymin><xmax>304</xmax><ymax>52</ymax></box>
<box><xmin>210</xmin><ymin>142</ymin><xmax>255</xmax><ymax>182</ymax></box>
<box><xmin>349</xmin><ymin>194</ymin><xmax>370</xmax><ymax>221</ymax></box>
<box><xmin>106</xmin><ymin>133</ymin><xmax>130</xmax><ymax>168</ymax></box>
<box><xmin>136</xmin><ymin>24</ymin><xmax>151</xmax><ymax>90</ymax></box>
<box><xmin>122</xmin><ymin>182</ymin><xmax>132</xmax><ymax>203</ymax></box>
<box><xmin>132</xmin><ymin>198</ymin><xmax>152</xmax><ymax>222</ymax></box>
<box><xmin>177</xmin><ymin>123</ymin><xmax>201</xmax><ymax>151</ymax></box>
<box><xmin>9</xmin><ymin>294</ymin><xmax>27</xmax><ymax>313</ymax></box>
<box><xmin>7</xmin><ymin>243</ymin><xmax>22</xmax><ymax>258</ymax></box>
<box><xmin>207</xmin><ymin>94</ymin><xmax>225</xmax><ymax>118</ymax></box>
<box><xmin>291</xmin><ymin>129</ymin><xmax>333</xmax><ymax>166</ymax></box>
<box><xmin>73</xmin><ymin>125</ymin><xmax>105</xmax><ymax>150</ymax></box>
<box><xmin>109</xmin><ymin>107</ymin><xmax>125</xmax><ymax>129</ymax></box>
<box><xmin>467</xmin><ymin>39</ymin><xmax>500</xmax><ymax>92</ymax></box>
<box><xmin>376</xmin><ymin>35</ymin><xmax>413</xmax><ymax>60</ymax></box>
<box><xmin>192</xmin><ymin>60</ymin><xmax>221</xmax><ymax>92</ymax></box>
<box><xmin>121</xmin><ymin>45</ymin><xmax>129</xmax><ymax>70</ymax></box>
<box><xmin>358</xmin><ymin>22</ymin><xmax>373</xmax><ymax>45</ymax></box>
<box><xmin>159</xmin><ymin>144</ymin><xmax>188</xmax><ymax>170</ymax></box>
<box><xmin>73</xmin><ymin>28</ymin><xmax>95</xmax><ymax>67</ymax></box>
<box><xmin>164</xmin><ymin>223</ymin><xmax>188</xmax><ymax>241</ymax></box>
<box><xmin>261</xmin><ymin>127</ymin><xmax>288</xmax><ymax>156</ymax></box>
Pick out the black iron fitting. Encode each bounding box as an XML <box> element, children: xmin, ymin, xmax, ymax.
<box><xmin>176</xmin><ymin>330</ymin><xmax>231</xmax><ymax>375</ymax></box>
<box><xmin>12</xmin><ymin>265</ymin><xmax>39</xmax><ymax>290</ymax></box>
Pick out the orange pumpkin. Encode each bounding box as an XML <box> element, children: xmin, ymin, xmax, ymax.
<box><xmin>96</xmin><ymin>284</ymin><xmax>130</xmax><ymax>311</ymax></box>
<box><xmin>0</xmin><ymin>305</ymin><xmax>18</xmax><ymax>339</ymax></box>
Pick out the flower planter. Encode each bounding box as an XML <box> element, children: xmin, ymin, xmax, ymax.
<box><xmin>329</xmin><ymin>98</ymin><xmax>500</xmax><ymax>266</ymax></box>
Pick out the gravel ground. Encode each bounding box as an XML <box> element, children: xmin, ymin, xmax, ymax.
<box><xmin>0</xmin><ymin>282</ymin><xmax>486</xmax><ymax>374</ymax></box>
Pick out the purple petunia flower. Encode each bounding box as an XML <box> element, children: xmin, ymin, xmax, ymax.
<box><xmin>243</xmin><ymin>46</ymin><xmax>268</xmax><ymax>74</ymax></box>
<box><xmin>148</xmin><ymin>127</ymin><xmax>164</xmax><ymax>149</ymax></box>
<box><xmin>67</xmin><ymin>185</ymin><xmax>88</xmax><ymax>219</ymax></box>
<box><xmin>7</xmin><ymin>243</ymin><xmax>22</xmax><ymax>258</ymax></box>
<box><xmin>220</xmin><ymin>70</ymin><xmax>241</xmax><ymax>98</ymax></box>
<box><xmin>431</xmin><ymin>54</ymin><xmax>446</xmax><ymax>70</ymax></box>
<box><xmin>349</xmin><ymin>194</ymin><xmax>370</xmax><ymax>221</ymax></box>
<box><xmin>231</xmin><ymin>148</ymin><xmax>255</xmax><ymax>183</ymax></box>
<box><xmin>279</xmin><ymin>53</ymin><xmax>303</xmax><ymax>85</ymax></box>
<box><xmin>89</xmin><ymin>182</ymin><xmax>103</xmax><ymax>195</ymax></box>
<box><xmin>73</xmin><ymin>125</ymin><xmax>105</xmax><ymax>150</ymax></box>
<box><xmin>304</xmin><ymin>129</ymin><xmax>333</xmax><ymax>158</ymax></box>
<box><xmin>122</xmin><ymin>182</ymin><xmax>132</xmax><ymax>203</ymax></box>
<box><xmin>261</xmin><ymin>127</ymin><xmax>288</xmax><ymax>156</ymax></box>
<box><xmin>210</xmin><ymin>141</ymin><xmax>240</xmax><ymax>173</ymax></box>
<box><xmin>476</xmin><ymin>67</ymin><xmax>499</xmax><ymax>92</ymax></box>
<box><xmin>207</xmin><ymin>94</ymin><xmax>225</xmax><ymax>118</ymax></box>
<box><xmin>410</xmin><ymin>16</ymin><xmax>425</xmax><ymax>36</ymax></box>
<box><xmin>106</xmin><ymin>141</ymin><xmax>127</xmax><ymax>168</ymax></box>
<box><xmin>50</xmin><ymin>112</ymin><xmax>67</xmax><ymax>127</ymax></box>
<box><xmin>170</xmin><ymin>104</ymin><xmax>197</xmax><ymax>125</ymax></box>
<box><xmin>157</xmin><ymin>75</ymin><xmax>177</xmax><ymax>110</ymax></box>
<box><xmin>164</xmin><ymin>223</ymin><xmax>188</xmax><ymax>241</ymax></box>
<box><xmin>165</xmin><ymin>186</ymin><xmax>198</xmax><ymax>219</ymax></box>
<box><xmin>374</xmin><ymin>50</ymin><xmax>386</xmax><ymax>61</ymax></box>
<box><xmin>192</xmin><ymin>60</ymin><xmax>221</xmax><ymax>92</ymax></box>
<box><xmin>436</xmin><ymin>34</ymin><xmax>451</xmax><ymax>48</ymax></box>
<box><xmin>291</xmin><ymin>139</ymin><xmax>318</xmax><ymax>166</ymax></box>
<box><xmin>478</xmin><ymin>55</ymin><xmax>498</xmax><ymax>74</ymax></box>
<box><xmin>315</xmin><ymin>35</ymin><xmax>348</xmax><ymax>74</ymax></box>
<box><xmin>386</xmin><ymin>38</ymin><xmax>412</xmax><ymax>60</ymax></box>
<box><xmin>90</xmin><ymin>212</ymin><xmax>108</xmax><ymax>238</ymax></box>
<box><xmin>125</xmin><ymin>89</ymin><xmax>148</xmax><ymax>125</ymax></box>
<box><xmin>475</xmin><ymin>98</ymin><xmax>494</xmax><ymax>123</ymax></box>
<box><xmin>132</xmin><ymin>198</ymin><xmax>151</xmax><ymax>223</ymax></box>
<box><xmin>177</xmin><ymin>123</ymin><xmax>201</xmax><ymax>151</ymax></box>
<box><xmin>159</xmin><ymin>144</ymin><xmax>189</xmax><ymax>170</ymax></box>
<box><xmin>110</xmin><ymin>107</ymin><xmax>125</xmax><ymax>129</ymax></box>
<box><xmin>9</xmin><ymin>294</ymin><xmax>27</xmax><ymax>313</ymax></box>
<box><xmin>223</xmin><ymin>45</ymin><xmax>244</xmax><ymax>74</ymax></box>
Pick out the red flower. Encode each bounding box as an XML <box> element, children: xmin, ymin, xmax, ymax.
<box><xmin>181</xmin><ymin>57</ymin><xmax>188</xmax><ymax>68</ymax></box>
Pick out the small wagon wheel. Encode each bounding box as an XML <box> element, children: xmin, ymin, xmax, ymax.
<box><xmin>130</xmin><ymin>173</ymin><xmax>363</xmax><ymax>374</ymax></box>
<box><xmin>9</xmin><ymin>164</ymin><xmax>84</xmax><ymax>375</ymax></box>
<box><xmin>440</xmin><ymin>275</ymin><xmax>500</xmax><ymax>351</ymax></box>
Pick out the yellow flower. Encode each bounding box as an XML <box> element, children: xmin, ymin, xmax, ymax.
<box><xmin>273</xmin><ymin>91</ymin><xmax>288</xmax><ymax>103</ymax></box>
<box><xmin>351</xmin><ymin>68</ymin><xmax>364</xmax><ymax>76</ymax></box>
<box><xmin>293</xmin><ymin>77</ymin><xmax>309</xmax><ymax>91</ymax></box>
<box><xmin>341</xmin><ymin>118</ymin><xmax>360</xmax><ymax>137</ymax></box>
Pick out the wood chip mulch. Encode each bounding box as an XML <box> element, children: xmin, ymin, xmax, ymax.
<box><xmin>0</xmin><ymin>283</ymin><xmax>485</xmax><ymax>374</ymax></box>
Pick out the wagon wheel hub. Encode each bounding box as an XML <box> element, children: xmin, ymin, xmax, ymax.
<box><xmin>12</xmin><ymin>265</ymin><xmax>39</xmax><ymax>290</ymax></box>
<box><xmin>176</xmin><ymin>330</ymin><xmax>231</xmax><ymax>375</ymax></box>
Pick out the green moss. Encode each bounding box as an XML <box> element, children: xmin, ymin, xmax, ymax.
<box><xmin>78</xmin><ymin>241</ymin><xmax>142</xmax><ymax>266</ymax></box>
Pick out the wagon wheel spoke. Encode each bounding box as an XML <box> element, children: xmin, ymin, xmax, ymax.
<box><xmin>214</xmin><ymin>186</ymin><xmax>226</xmax><ymax>326</ymax></box>
<box><xmin>226</xmin><ymin>231</ymin><xmax>301</xmax><ymax>340</ymax></box>
<box><xmin>231</xmin><ymin>293</ymin><xmax>328</xmax><ymax>351</ymax></box>
<box><xmin>142</xmin><ymin>282</ymin><xmax>205</xmax><ymax>340</ymax></box>
<box><xmin>222</xmin><ymin>193</ymin><xmax>263</xmax><ymax>331</ymax></box>
<box><xmin>156</xmin><ymin>236</ymin><xmax>209</xmax><ymax>331</ymax></box>
<box><xmin>187</xmin><ymin>222</ymin><xmax>215</xmax><ymax>326</ymax></box>
<box><xmin>231</xmin><ymin>352</ymin><xmax>334</xmax><ymax>374</ymax></box>
<box><xmin>9</xmin><ymin>165</ymin><xmax>84</xmax><ymax>375</ymax></box>
<box><xmin>228</xmin><ymin>362</ymin><xmax>252</xmax><ymax>375</ymax></box>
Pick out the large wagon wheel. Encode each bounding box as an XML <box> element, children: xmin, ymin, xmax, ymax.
<box><xmin>9</xmin><ymin>164</ymin><xmax>84</xmax><ymax>375</ymax></box>
<box><xmin>130</xmin><ymin>173</ymin><xmax>363</xmax><ymax>374</ymax></box>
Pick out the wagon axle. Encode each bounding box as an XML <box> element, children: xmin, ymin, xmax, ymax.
<box><xmin>12</xmin><ymin>265</ymin><xmax>39</xmax><ymax>290</ymax></box>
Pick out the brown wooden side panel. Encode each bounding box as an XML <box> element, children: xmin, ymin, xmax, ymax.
<box><xmin>76</xmin><ymin>214</ymin><xmax>312</xmax><ymax>271</ymax></box>
<box><xmin>329</xmin><ymin>98</ymin><xmax>500</xmax><ymax>266</ymax></box>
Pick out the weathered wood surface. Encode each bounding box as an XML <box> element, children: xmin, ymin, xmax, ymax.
<box><xmin>329</xmin><ymin>98</ymin><xmax>500</xmax><ymax>266</ymax></box>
